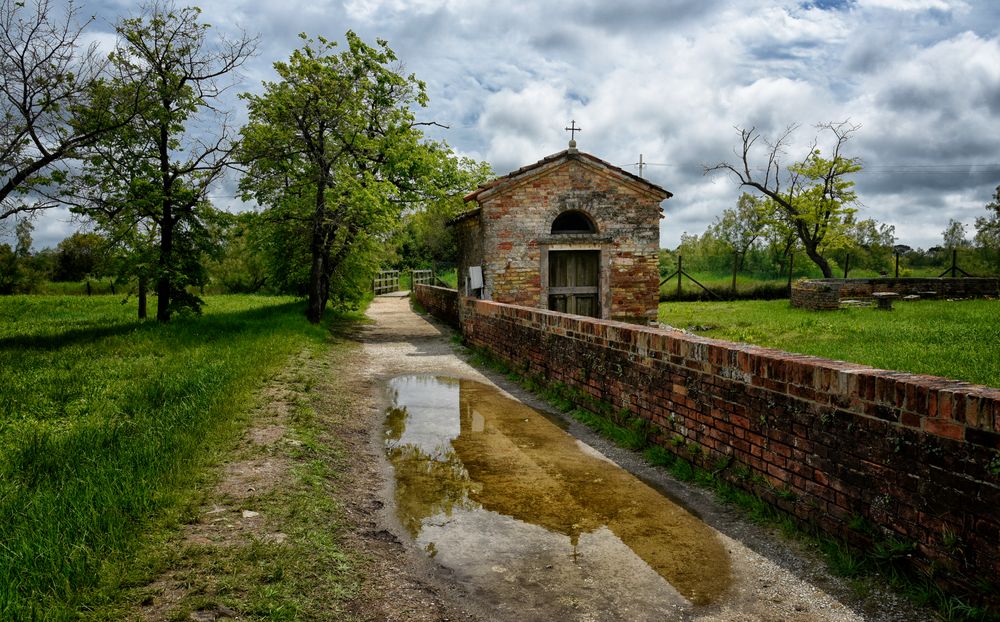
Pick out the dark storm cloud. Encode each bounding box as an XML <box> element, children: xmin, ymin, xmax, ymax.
<box><xmin>528</xmin><ymin>29</ymin><xmax>583</xmax><ymax>56</ymax></box>
<box><xmin>843</xmin><ymin>37</ymin><xmax>894</xmax><ymax>74</ymax></box>
<box><xmin>578</xmin><ymin>0</ymin><xmax>725</xmax><ymax>33</ymax></box>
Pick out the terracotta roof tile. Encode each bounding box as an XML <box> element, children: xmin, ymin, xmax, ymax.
<box><xmin>462</xmin><ymin>149</ymin><xmax>672</xmax><ymax>204</ymax></box>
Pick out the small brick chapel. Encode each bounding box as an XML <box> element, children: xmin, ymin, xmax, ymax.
<box><xmin>450</xmin><ymin>132</ymin><xmax>671</xmax><ymax>325</ymax></box>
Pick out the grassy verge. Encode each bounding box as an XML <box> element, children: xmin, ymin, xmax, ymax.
<box><xmin>92</xmin><ymin>320</ymin><xmax>368</xmax><ymax>620</ymax></box>
<box><xmin>658</xmin><ymin>298</ymin><xmax>1000</xmax><ymax>388</ymax></box>
<box><xmin>462</xmin><ymin>344</ymin><xmax>997</xmax><ymax>622</ymax></box>
<box><xmin>0</xmin><ymin>295</ymin><xmax>337</xmax><ymax>618</ymax></box>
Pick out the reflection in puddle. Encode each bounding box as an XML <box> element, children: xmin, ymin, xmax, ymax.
<box><xmin>384</xmin><ymin>375</ymin><xmax>731</xmax><ymax>613</ymax></box>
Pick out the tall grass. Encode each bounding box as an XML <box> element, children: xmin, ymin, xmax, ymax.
<box><xmin>658</xmin><ymin>298</ymin><xmax>1000</xmax><ymax>388</ymax></box>
<box><xmin>0</xmin><ymin>295</ymin><xmax>329</xmax><ymax>619</ymax></box>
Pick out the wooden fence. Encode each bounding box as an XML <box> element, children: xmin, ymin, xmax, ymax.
<box><xmin>373</xmin><ymin>270</ymin><xmax>400</xmax><ymax>295</ymax></box>
<box><xmin>411</xmin><ymin>269</ymin><xmax>433</xmax><ymax>287</ymax></box>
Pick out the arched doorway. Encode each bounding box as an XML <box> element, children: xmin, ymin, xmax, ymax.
<box><xmin>547</xmin><ymin>210</ymin><xmax>600</xmax><ymax>317</ymax></box>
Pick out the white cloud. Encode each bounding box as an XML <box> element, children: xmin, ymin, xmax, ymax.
<box><xmin>857</xmin><ymin>0</ymin><xmax>965</xmax><ymax>12</ymax></box>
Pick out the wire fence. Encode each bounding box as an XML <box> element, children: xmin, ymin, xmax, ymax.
<box><xmin>658</xmin><ymin>248</ymin><xmax>998</xmax><ymax>301</ymax></box>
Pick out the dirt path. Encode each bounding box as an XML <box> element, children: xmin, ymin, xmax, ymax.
<box><xmin>342</xmin><ymin>295</ymin><xmax>932</xmax><ymax>622</ymax></box>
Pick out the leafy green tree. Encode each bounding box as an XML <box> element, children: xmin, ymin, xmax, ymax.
<box><xmin>709</xmin><ymin>122</ymin><xmax>863</xmax><ymax>277</ymax></box>
<box><xmin>205</xmin><ymin>212</ymin><xmax>270</xmax><ymax>293</ymax></box>
<box><xmin>760</xmin><ymin>206</ymin><xmax>801</xmax><ymax>274</ymax></box>
<box><xmin>66</xmin><ymin>3</ymin><xmax>256</xmax><ymax>321</ymax></box>
<box><xmin>14</xmin><ymin>219</ymin><xmax>33</xmax><ymax>257</ymax></box>
<box><xmin>973</xmin><ymin>186</ymin><xmax>1000</xmax><ymax>250</ymax></box>
<box><xmin>974</xmin><ymin>185</ymin><xmax>1000</xmax><ymax>271</ymax></box>
<box><xmin>709</xmin><ymin>192</ymin><xmax>769</xmax><ymax>271</ymax></box>
<box><xmin>53</xmin><ymin>231</ymin><xmax>108</xmax><ymax>281</ymax></box>
<box><xmin>0</xmin><ymin>243</ymin><xmax>20</xmax><ymax>293</ymax></box>
<box><xmin>674</xmin><ymin>229</ymin><xmax>729</xmax><ymax>273</ymax></box>
<box><xmin>390</xmin><ymin>157</ymin><xmax>493</xmax><ymax>268</ymax></box>
<box><xmin>240</xmin><ymin>32</ymin><xmax>472</xmax><ymax>322</ymax></box>
<box><xmin>942</xmin><ymin>219</ymin><xmax>970</xmax><ymax>249</ymax></box>
<box><xmin>840</xmin><ymin>215</ymin><xmax>895</xmax><ymax>274</ymax></box>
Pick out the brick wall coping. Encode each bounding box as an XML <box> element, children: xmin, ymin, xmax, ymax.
<box><xmin>462</xmin><ymin>297</ymin><xmax>1000</xmax><ymax>445</ymax></box>
<box><xmin>798</xmin><ymin>276</ymin><xmax>999</xmax><ymax>290</ymax></box>
<box><xmin>416</xmin><ymin>284</ymin><xmax>458</xmax><ymax>294</ymax></box>
<box><xmin>413</xmin><ymin>284</ymin><xmax>461</xmax><ymax>328</ymax></box>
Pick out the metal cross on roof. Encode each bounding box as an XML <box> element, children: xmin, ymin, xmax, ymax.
<box><xmin>564</xmin><ymin>120</ymin><xmax>582</xmax><ymax>141</ymax></box>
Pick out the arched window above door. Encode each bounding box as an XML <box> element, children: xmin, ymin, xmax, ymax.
<box><xmin>550</xmin><ymin>210</ymin><xmax>597</xmax><ymax>234</ymax></box>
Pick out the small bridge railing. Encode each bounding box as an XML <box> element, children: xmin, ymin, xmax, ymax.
<box><xmin>411</xmin><ymin>269</ymin><xmax>433</xmax><ymax>287</ymax></box>
<box><xmin>373</xmin><ymin>270</ymin><xmax>400</xmax><ymax>295</ymax></box>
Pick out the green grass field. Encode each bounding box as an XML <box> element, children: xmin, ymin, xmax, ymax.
<box><xmin>658</xmin><ymin>298</ymin><xmax>1000</xmax><ymax>388</ymax></box>
<box><xmin>0</xmin><ymin>295</ymin><xmax>332</xmax><ymax>618</ymax></box>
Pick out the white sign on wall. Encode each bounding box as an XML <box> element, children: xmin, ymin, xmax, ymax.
<box><xmin>468</xmin><ymin>266</ymin><xmax>484</xmax><ymax>290</ymax></box>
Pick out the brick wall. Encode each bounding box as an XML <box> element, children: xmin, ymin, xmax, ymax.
<box><xmin>413</xmin><ymin>284</ymin><xmax>460</xmax><ymax>328</ymax></box>
<box><xmin>790</xmin><ymin>280</ymin><xmax>841</xmax><ymax>310</ymax></box>
<box><xmin>458</xmin><ymin>296</ymin><xmax>1000</xmax><ymax>605</ymax></box>
<box><xmin>792</xmin><ymin>277</ymin><xmax>1000</xmax><ymax>309</ymax></box>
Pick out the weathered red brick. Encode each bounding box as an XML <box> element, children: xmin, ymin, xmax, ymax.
<box><xmin>922</xmin><ymin>418</ymin><xmax>964</xmax><ymax>441</ymax></box>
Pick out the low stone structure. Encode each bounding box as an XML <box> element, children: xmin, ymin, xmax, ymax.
<box><xmin>792</xmin><ymin>277</ymin><xmax>999</xmax><ymax>310</ymax></box>
<box><xmin>450</xmin><ymin>142</ymin><xmax>671</xmax><ymax>324</ymax></box>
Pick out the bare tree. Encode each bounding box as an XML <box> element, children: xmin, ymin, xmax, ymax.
<box><xmin>707</xmin><ymin>121</ymin><xmax>862</xmax><ymax>278</ymax></box>
<box><xmin>0</xmin><ymin>0</ymin><xmax>128</xmax><ymax>220</ymax></box>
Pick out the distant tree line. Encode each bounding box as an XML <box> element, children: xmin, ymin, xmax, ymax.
<box><xmin>665</xmin><ymin>184</ymin><xmax>1000</xmax><ymax>283</ymax></box>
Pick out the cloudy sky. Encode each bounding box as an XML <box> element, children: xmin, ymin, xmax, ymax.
<box><xmin>17</xmin><ymin>0</ymin><xmax>1000</xmax><ymax>250</ymax></box>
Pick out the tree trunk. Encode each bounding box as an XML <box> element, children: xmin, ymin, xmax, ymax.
<box><xmin>731</xmin><ymin>253</ymin><xmax>738</xmax><ymax>292</ymax></box>
<box><xmin>804</xmin><ymin>243</ymin><xmax>833</xmax><ymax>278</ymax></box>
<box><xmin>156</xmin><ymin>209</ymin><xmax>173</xmax><ymax>322</ymax></box>
<box><xmin>156</xmin><ymin>112</ymin><xmax>173</xmax><ymax>323</ymax></box>
<box><xmin>138</xmin><ymin>275</ymin><xmax>147</xmax><ymax>320</ymax></box>
<box><xmin>793</xmin><ymin>219</ymin><xmax>834</xmax><ymax>278</ymax></box>
<box><xmin>306</xmin><ymin>181</ymin><xmax>331</xmax><ymax>324</ymax></box>
<box><xmin>306</xmin><ymin>247</ymin><xmax>327</xmax><ymax>324</ymax></box>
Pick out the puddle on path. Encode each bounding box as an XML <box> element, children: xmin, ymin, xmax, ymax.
<box><xmin>384</xmin><ymin>375</ymin><xmax>732</xmax><ymax>618</ymax></box>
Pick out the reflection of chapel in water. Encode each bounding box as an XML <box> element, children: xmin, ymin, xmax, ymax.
<box><xmin>383</xmin><ymin>375</ymin><xmax>730</xmax><ymax>606</ymax></box>
<box><xmin>450</xmin><ymin>135</ymin><xmax>671</xmax><ymax>325</ymax></box>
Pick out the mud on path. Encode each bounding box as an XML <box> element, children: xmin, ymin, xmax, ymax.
<box><xmin>344</xmin><ymin>295</ymin><xmax>932</xmax><ymax>622</ymax></box>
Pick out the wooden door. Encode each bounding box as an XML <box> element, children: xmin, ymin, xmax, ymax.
<box><xmin>548</xmin><ymin>250</ymin><xmax>600</xmax><ymax>318</ymax></box>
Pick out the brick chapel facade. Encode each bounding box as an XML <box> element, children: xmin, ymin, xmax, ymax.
<box><xmin>450</xmin><ymin>143</ymin><xmax>671</xmax><ymax>325</ymax></box>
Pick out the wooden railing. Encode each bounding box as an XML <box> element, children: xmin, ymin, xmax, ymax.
<box><xmin>373</xmin><ymin>270</ymin><xmax>400</xmax><ymax>295</ymax></box>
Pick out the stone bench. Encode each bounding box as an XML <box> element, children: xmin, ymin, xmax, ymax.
<box><xmin>872</xmin><ymin>292</ymin><xmax>899</xmax><ymax>310</ymax></box>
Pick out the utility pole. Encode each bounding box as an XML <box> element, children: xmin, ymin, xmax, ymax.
<box><xmin>638</xmin><ymin>153</ymin><xmax>645</xmax><ymax>178</ymax></box>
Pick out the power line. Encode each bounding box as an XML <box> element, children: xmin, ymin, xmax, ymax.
<box><xmin>617</xmin><ymin>161</ymin><xmax>1000</xmax><ymax>175</ymax></box>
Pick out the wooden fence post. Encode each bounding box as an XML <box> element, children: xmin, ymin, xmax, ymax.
<box><xmin>676</xmin><ymin>255</ymin><xmax>683</xmax><ymax>299</ymax></box>
<box><xmin>731</xmin><ymin>252</ymin><xmax>738</xmax><ymax>293</ymax></box>
<box><xmin>787</xmin><ymin>253</ymin><xmax>794</xmax><ymax>293</ymax></box>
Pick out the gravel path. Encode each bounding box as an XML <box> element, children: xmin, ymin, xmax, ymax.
<box><xmin>342</xmin><ymin>294</ymin><xmax>933</xmax><ymax>622</ymax></box>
